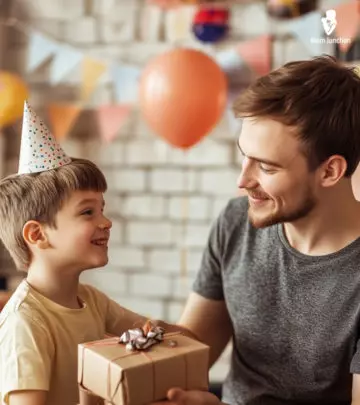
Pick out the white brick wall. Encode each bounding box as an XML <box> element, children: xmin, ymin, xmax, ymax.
<box><xmin>2</xmin><ymin>0</ymin><xmax>334</xmax><ymax>384</ymax></box>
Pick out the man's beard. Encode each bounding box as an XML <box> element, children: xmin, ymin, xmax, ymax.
<box><xmin>248</xmin><ymin>191</ymin><xmax>317</xmax><ymax>229</ymax></box>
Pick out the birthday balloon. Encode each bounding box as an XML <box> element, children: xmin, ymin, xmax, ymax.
<box><xmin>0</xmin><ymin>71</ymin><xmax>29</xmax><ymax>128</ymax></box>
<box><xmin>139</xmin><ymin>48</ymin><xmax>227</xmax><ymax>149</ymax></box>
<box><xmin>192</xmin><ymin>7</ymin><xmax>230</xmax><ymax>43</ymax></box>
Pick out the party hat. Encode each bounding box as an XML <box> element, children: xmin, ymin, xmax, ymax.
<box><xmin>18</xmin><ymin>101</ymin><xmax>71</xmax><ymax>175</ymax></box>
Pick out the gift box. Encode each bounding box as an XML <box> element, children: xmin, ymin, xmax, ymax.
<box><xmin>78</xmin><ymin>329</ymin><xmax>210</xmax><ymax>405</ymax></box>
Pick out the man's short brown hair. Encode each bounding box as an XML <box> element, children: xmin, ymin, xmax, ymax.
<box><xmin>233</xmin><ymin>55</ymin><xmax>360</xmax><ymax>176</ymax></box>
<box><xmin>0</xmin><ymin>158</ymin><xmax>107</xmax><ymax>271</ymax></box>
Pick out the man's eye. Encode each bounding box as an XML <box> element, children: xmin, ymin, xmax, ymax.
<box><xmin>259</xmin><ymin>164</ymin><xmax>274</xmax><ymax>173</ymax></box>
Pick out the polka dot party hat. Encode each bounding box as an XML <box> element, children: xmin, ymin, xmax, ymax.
<box><xmin>18</xmin><ymin>101</ymin><xmax>71</xmax><ymax>175</ymax></box>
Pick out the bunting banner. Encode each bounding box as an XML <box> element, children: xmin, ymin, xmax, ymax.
<box><xmin>287</xmin><ymin>11</ymin><xmax>324</xmax><ymax>56</ymax></box>
<box><xmin>96</xmin><ymin>104</ymin><xmax>131</xmax><ymax>143</ymax></box>
<box><xmin>81</xmin><ymin>57</ymin><xmax>107</xmax><ymax>102</ymax></box>
<box><xmin>334</xmin><ymin>1</ymin><xmax>360</xmax><ymax>53</ymax></box>
<box><xmin>50</xmin><ymin>45</ymin><xmax>83</xmax><ymax>85</ymax></box>
<box><xmin>47</xmin><ymin>103</ymin><xmax>82</xmax><ymax>140</ymax></box>
<box><xmin>111</xmin><ymin>64</ymin><xmax>141</xmax><ymax>103</ymax></box>
<box><xmin>27</xmin><ymin>32</ymin><xmax>59</xmax><ymax>72</ymax></box>
<box><xmin>237</xmin><ymin>35</ymin><xmax>272</xmax><ymax>77</ymax></box>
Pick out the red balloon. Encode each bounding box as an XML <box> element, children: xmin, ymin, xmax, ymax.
<box><xmin>139</xmin><ymin>48</ymin><xmax>227</xmax><ymax>149</ymax></box>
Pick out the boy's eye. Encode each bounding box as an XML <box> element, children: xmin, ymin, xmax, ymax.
<box><xmin>81</xmin><ymin>209</ymin><xmax>93</xmax><ymax>216</ymax></box>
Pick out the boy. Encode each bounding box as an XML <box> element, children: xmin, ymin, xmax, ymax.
<box><xmin>0</xmin><ymin>102</ymin><xmax>170</xmax><ymax>405</ymax></box>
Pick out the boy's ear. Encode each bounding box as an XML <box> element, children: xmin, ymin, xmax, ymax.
<box><xmin>22</xmin><ymin>221</ymin><xmax>49</xmax><ymax>249</ymax></box>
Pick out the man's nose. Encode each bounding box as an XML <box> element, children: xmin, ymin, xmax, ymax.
<box><xmin>237</xmin><ymin>158</ymin><xmax>257</xmax><ymax>190</ymax></box>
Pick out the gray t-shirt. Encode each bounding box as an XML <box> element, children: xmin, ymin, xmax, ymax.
<box><xmin>193</xmin><ymin>196</ymin><xmax>360</xmax><ymax>405</ymax></box>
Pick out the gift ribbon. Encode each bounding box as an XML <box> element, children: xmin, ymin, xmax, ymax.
<box><xmin>79</xmin><ymin>332</ymin><xmax>184</xmax><ymax>405</ymax></box>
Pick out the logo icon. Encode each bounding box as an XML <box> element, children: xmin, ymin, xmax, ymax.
<box><xmin>321</xmin><ymin>9</ymin><xmax>337</xmax><ymax>36</ymax></box>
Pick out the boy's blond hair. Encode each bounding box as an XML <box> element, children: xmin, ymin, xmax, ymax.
<box><xmin>0</xmin><ymin>158</ymin><xmax>107</xmax><ymax>271</ymax></box>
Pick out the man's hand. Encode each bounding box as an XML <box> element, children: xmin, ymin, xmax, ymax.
<box><xmin>151</xmin><ymin>388</ymin><xmax>222</xmax><ymax>405</ymax></box>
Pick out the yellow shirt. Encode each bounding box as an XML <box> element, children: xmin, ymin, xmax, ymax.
<box><xmin>0</xmin><ymin>280</ymin><xmax>142</xmax><ymax>405</ymax></box>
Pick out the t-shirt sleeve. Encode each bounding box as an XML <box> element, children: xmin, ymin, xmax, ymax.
<box><xmin>0</xmin><ymin>312</ymin><xmax>54</xmax><ymax>403</ymax></box>
<box><xmin>192</xmin><ymin>209</ymin><xmax>226</xmax><ymax>301</ymax></box>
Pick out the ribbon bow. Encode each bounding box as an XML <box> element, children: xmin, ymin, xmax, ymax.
<box><xmin>119</xmin><ymin>321</ymin><xmax>165</xmax><ymax>351</ymax></box>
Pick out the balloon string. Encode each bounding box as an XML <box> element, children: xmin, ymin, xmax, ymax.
<box><xmin>180</xmin><ymin>155</ymin><xmax>189</xmax><ymax>280</ymax></box>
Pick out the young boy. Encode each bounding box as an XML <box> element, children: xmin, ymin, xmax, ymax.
<box><xmin>0</xmin><ymin>102</ymin><xmax>172</xmax><ymax>405</ymax></box>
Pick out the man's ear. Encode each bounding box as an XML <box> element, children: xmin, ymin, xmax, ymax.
<box><xmin>319</xmin><ymin>155</ymin><xmax>347</xmax><ymax>187</ymax></box>
<box><xmin>22</xmin><ymin>221</ymin><xmax>49</xmax><ymax>249</ymax></box>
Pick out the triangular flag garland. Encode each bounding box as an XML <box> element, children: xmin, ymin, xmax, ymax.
<box><xmin>111</xmin><ymin>65</ymin><xmax>141</xmax><ymax>104</ymax></box>
<box><xmin>27</xmin><ymin>32</ymin><xmax>59</xmax><ymax>72</ymax></box>
<box><xmin>47</xmin><ymin>104</ymin><xmax>82</xmax><ymax>141</ymax></box>
<box><xmin>334</xmin><ymin>1</ymin><xmax>360</xmax><ymax>53</ymax></box>
<box><xmin>96</xmin><ymin>104</ymin><xmax>131</xmax><ymax>143</ymax></box>
<box><xmin>9</xmin><ymin>0</ymin><xmax>358</xmax><ymax>146</ymax></box>
<box><xmin>81</xmin><ymin>57</ymin><xmax>107</xmax><ymax>102</ymax></box>
<box><xmin>50</xmin><ymin>45</ymin><xmax>83</xmax><ymax>85</ymax></box>
<box><xmin>287</xmin><ymin>11</ymin><xmax>324</xmax><ymax>57</ymax></box>
<box><xmin>237</xmin><ymin>35</ymin><xmax>272</xmax><ymax>77</ymax></box>
<box><xmin>20</xmin><ymin>0</ymin><xmax>359</xmax><ymax>111</ymax></box>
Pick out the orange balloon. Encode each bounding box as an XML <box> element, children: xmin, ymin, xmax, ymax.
<box><xmin>0</xmin><ymin>71</ymin><xmax>29</xmax><ymax>128</ymax></box>
<box><xmin>139</xmin><ymin>48</ymin><xmax>227</xmax><ymax>149</ymax></box>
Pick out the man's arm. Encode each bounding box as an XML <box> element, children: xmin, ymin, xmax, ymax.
<box><xmin>352</xmin><ymin>374</ymin><xmax>360</xmax><ymax>405</ymax></box>
<box><xmin>8</xmin><ymin>390</ymin><xmax>47</xmax><ymax>405</ymax></box>
<box><xmin>175</xmin><ymin>292</ymin><xmax>233</xmax><ymax>367</ymax></box>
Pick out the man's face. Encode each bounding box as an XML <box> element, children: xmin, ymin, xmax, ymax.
<box><xmin>237</xmin><ymin>117</ymin><xmax>319</xmax><ymax>228</ymax></box>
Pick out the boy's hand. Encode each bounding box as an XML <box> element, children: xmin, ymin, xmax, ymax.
<box><xmin>151</xmin><ymin>388</ymin><xmax>221</xmax><ymax>405</ymax></box>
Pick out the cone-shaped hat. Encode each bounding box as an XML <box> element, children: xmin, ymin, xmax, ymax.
<box><xmin>18</xmin><ymin>101</ymin><xmax>71</xmax><ymax>174</ymax></box>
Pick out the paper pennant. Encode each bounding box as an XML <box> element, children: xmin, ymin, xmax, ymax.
<box><xmin>334</xmin><ymin>1</ymin><xmax>360</xmax><ymax>53</ymax></box>
<box><xmin>18</xmin><ymin>101</ymin><xmax>71</xmax><ymax>174</ymax></box>
<box><xmin>288</xmin><ymin>11</ymin><xmax>323</xmax><ymax>56</ymax></box>
<box><xmin>96</xmin><ymin>104</ymin><xmax>131</xmax><ymax>143</ymax></box>
<box><xmin>237</xmin><ymin>35</ymin><xmax>272</xmax><ymax>77</ymax></box>
<box><xmin>112</xmin><ymin>64</ymin><xmax>141</xmax><ymax>104</ymax></box>
<box><xmin>47</xmin><ymin>104</ymin><xmax>82</xmax><ymax>140</ymax></box>
<box><xmin>27</xmin><ymin>32</ymin><xmax>59</xmax><ymax>72</ymax></box>
<box><xmin>50</xmin><ymin>45</ymin><xmax>83</xmax><ymax>85</ymax></box>
<box><xmin>81</xmin><ymin>57</ymin><xmax>107</xmax><ymax>102</ymax></box>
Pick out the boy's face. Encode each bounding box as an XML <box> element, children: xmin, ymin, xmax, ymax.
<box><xmin>237</xmin><ymin>117</ymin><xmax>320</xmax><ymax>228</ymax></box>
<box><xmin>44</xmin><ymin>189</ymin><xmax>112</xmax><ymax>272</ymax></box>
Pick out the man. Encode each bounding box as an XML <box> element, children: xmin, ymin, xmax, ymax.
<box><xmin>154</xmin><ymin>55</ymin><xmax>360</xmax><ymax>405</ymax></box>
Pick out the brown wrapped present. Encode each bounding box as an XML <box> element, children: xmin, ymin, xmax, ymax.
<box><xmin>78</xmin><ymin>328</ymin><xmax>209</xmax><ymax>405</ymax></box>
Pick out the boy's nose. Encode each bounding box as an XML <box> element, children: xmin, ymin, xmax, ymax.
<box><xmin>100</xmin><ymin>216</ymin><xmax>112</xmax><ymax>230</ymax></box>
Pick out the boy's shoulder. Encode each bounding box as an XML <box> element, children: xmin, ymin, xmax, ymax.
<box><xmin>0</xmin><ymin>280</ymin><xmax>47</xmax><ymax>330</ymax></box>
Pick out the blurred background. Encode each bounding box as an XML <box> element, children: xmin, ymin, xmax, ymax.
<box><xmin>0</xmin><ymin>0</ymin><xmax>359</xmax><ymax>393</ymax></box>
